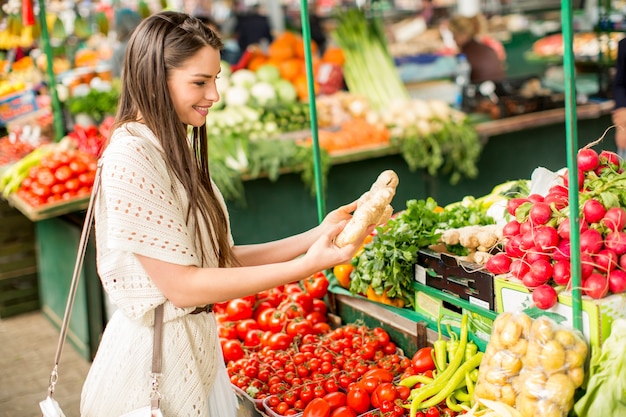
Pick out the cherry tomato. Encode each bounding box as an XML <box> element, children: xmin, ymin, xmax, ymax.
<box><xmin>64</xmin><ymin>178</ymin><xmax>81</xmax><ymax>192</ymax></box>
<box><xmin>374</xmin><ymin>382</ymin><xmax>397</xmax><ymax>403</ymax></box>
<box><xmin>426</xmin><ymin>407</ymin><xmax>440</xmax><ymax>417</ymax></box>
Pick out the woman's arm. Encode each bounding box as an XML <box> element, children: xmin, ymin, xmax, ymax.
<box><xmin>232</xmin><ymin>201</ymin><xmax>358</xmax><ymax>266</ymax></box>
<box><xmin>136</xmin><ymin>219</ymin><xmax>369</xmax><ymax>308</ymax></box>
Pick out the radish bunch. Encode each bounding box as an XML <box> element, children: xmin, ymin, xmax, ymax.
<box><xmin>485</xmin><ymin>147</ymin><xmax>626</xmax><ymax>309</ymax></box>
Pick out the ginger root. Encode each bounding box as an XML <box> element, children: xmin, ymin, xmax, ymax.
<box><xmin>335</xmin><ymin>170</ymin><xmax>399</xmax><ymax>248</ymax></box>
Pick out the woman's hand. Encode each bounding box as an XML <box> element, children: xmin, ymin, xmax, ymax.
<box><xmin>318</xmin><ymin>200</ymin><xmax>358</xmax><ymax>234</ymax></box>
<box><xmin>304</xmin><ymin>219</ymin><xmax>374</xmax><ymax>272</ymax></box>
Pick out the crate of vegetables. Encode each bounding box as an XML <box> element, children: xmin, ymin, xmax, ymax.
<box><xmin>414</xmin><ymin>247</ymin><xmax>496</xmax><ymax>311</ymax></box>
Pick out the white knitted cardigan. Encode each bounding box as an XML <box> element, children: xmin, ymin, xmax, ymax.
<box><xmin>80</xmin><ymin>122</ymin><xmax>237</xmax><ymax>416</ymax></box>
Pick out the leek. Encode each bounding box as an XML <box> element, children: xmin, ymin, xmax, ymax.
<box><xmin>331</xmin><ymin>8</ymin><xmax>409</xmax><ymax>111</ymax></box>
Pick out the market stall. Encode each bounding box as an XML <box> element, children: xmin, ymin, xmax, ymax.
<box><xmin>2</xmin><ymin>1</ymin><xmax>626</xmax><ymax>416</ymax></box>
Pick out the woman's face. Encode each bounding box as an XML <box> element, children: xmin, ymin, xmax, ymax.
<box><xmin>167</xmin><ymin>45</ymin><xmax>221</xmax><ymax>127</ymax></box>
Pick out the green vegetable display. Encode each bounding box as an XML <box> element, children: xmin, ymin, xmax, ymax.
<box><xmin>573</xmin><ymin>318</ymin><xmax>626</xmax><ymax>416</ymax></box>
<box><xmin>349</xmin><ymin>197</ymin><xmax>495</xmax><ymax>307</ymax></box>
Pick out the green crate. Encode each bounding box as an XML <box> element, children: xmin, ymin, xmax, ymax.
<box><xmin>0</xmin><ymin>239</ymin><xmax>37</xmax><ymax>274</ymax></box>
<box><xmin>0</xmin><ymin>267</ymin><xmax>39</xmax><ymax>317</ymax></box>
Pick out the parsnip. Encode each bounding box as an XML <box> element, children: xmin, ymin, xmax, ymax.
<box><xmin>335</xmin><ymin>170</ymin><xmax>399</xmax><ymax>248</ymax></box>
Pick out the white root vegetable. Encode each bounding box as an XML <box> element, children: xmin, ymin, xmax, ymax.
<box><xmin>335</xmin><ymin>170</ymin><xmax>399</xmax><ymax>248</ymax></box>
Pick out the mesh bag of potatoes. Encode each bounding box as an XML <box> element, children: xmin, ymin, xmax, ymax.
<box><xmin>474</xmin><ymin>312</ymin><xmax>588</xmax><ymax>417</ymax></box>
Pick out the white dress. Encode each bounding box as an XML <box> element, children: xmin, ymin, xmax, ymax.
<box><xmin>80</xmin><ymin>122</ymin><xmax>238</xmax><ymax>417</ymax></box>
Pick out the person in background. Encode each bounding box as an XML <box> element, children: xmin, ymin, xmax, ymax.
<box><xmin>612</xmin><ymin>37</ymin><xmax>626</xmax><ymax>160</ymax></box>
<box><xmin>80</xmin><ymin>11</ymin><xmax>371</xmax><ymax>417</ymax></box>
<box><xmin>196</xmin><ymin>13</ymin><xmax>241</xmax><ymax>64</ymax></box>
<box><xmin>447</xmin><ymin>14</ymin><xmax>505</xmax><ymax>84</ymax></box>
<box><xmin>109</xmin><ymin>8</ymin><xmax>142</xmax><ymax>79</ymax></box>
<box><xmin>234</xmin><ymin>0</ymin><xmax>273</xmax><ymax>52</ymax></box>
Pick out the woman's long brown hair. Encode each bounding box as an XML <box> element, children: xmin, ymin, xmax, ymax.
<box><xmin>113</xmin><ymin>11</ymin><xmax>238</xmax><ymax>268</ymax></box>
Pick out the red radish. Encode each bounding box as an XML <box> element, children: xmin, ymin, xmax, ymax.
<box><xmin>529</xmin><ymin>202</ymin><xmax>553</xmax><ymax>225</ymax></box>
<box><xmin>520</xmin><ymin>220</ymin><xmax>533</xmax><ymax>235</ymax></box>
<box><xmin>533</xmin><ymin>226</ymin><xmax>559</xmax><ymax>252</ymax></box>
<box><xmin>608</xmin><ymin>269</ymin><xmax>626</xmax><ymax>294</ymax></box>
<box><xmin>600</xmin><ymin>150</ymin><xmax>620</xmax><ymax>167</ymax></box>
<box><xmin>577</xmin><ymin>148</ymin><xmax>600</xmax><ymax>172</ymax></box>
<box><xmin>584</xmin><ymin>273</ymin><xmax>609</xmax><ymax>299</ymax></box>
<box><xmin>583</xmin><ymin>199</ymin><xmax>607</xmax><ymax>224</ymax></box>
<box><xmin>553</xmin><ymin>239</ymin><xmax>571</xmax><ymax>262</ymax></box>
<box><xmin>602</xmin><ymin>207</ymin><xmax>626</xmax><ymax>232</ymax></box>
<box><xmin>581</xmin><ymin>253</ymin><xmax>595</xmax><ymax>279</ymax></box>
<box><xmin>605</xmin><ymin>231</ymin><xmax>626</xmax><ymax>255</ymax></box>
<box><xmin>505</xmin><ymin>234</ymin><xmax>524</xmax><ymax>258</ymax></box>
<box><xmin>527</xmin><ymin>194</ymin><xmax>545</xmax><ymax>203</ymax></box>
<box><xmin>593</xmin><ymin>248</ymin><xmax>618</xmax><ymax>272</ymax></box>
<box><xmin>580</xmin><ymin>228</ymin><xmax>604</xmax><ymax>254</ymax></box>
<box><xmin>502</xmin><ymin>220</ymin><xmax>521</xmax><ymax>238</ymax></box>
<box><xmin>548</xmin><ymin>184</ymin><xmax>569</xmax><ymax>196</ymax></box>
<box><xmin>522</xmin><ymin>272</ymin><xmax>544</xmax><ymax>289</ymax></box>
<box><xmin>485</xmin><ymin>253</ymin><xmax>512</xmax><ymax>275</ymax></box>
<box><xmin>557</xmin><ymin>219</ymin><xmax>588</xmax><ymax>240</ymax></box>
<box><xmin>529</xmin><ymin>258</ymin><xmax>553</xmax><ymax>284</ymax></box>
<box><xmin>552</xmin><ymin>260</ymin><xmax>571</xmax><ymax>286</ymax></box>
<box><xmin>620</xmin><ymin>254</ymin><xmax>626</xmax><ymax>270</ymax></box>
<box><xmin>525</xmin><ymin>249</ymin><xmax>552</xmax><ymax>264</ymax></box>
<box><xmin>519</xmin><ymin>232</ymin><xmax>536</xmax><ymax>251</ymax></box>
<box><xmin>544</xmin><ymin>192</ymin><xmax>569</xmax><ymax>210</ymax></box>
<box><xmin>532</xmin><ymin>284</ymin><xmax>558</xmax><ymax>309</ymax></box>
<box><xmin>562</xmin><ymin>168</ymin><xmax>585</xmax><ymax>190</ymax></box>
<box><xmin>510</xmin><ymin>259</ymin><xmax>530</xmax><ymax>279</ymax></box>
<box><xmin>507</xmin><ymin>198</ymin><xmax>530</xmax><ymax>217</ymax></box>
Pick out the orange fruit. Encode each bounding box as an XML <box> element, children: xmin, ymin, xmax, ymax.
<box><xmin>333</xmin><ymin>264</ymin><xmax>354</xmax><ymax>289</ymax></box>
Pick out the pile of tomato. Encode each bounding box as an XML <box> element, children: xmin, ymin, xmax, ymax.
<box><xmin>0</xmin><ymin>136</ymin><xmax>35</xmax><ymax>167</ymax></box>
<box><xmin>16</xmin><ymin>148</ymin><xmax>97</xmax><ymax>207</ymax></box>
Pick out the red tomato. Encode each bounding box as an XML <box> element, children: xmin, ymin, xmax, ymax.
<box><xmin>268</xmin><ymin>332</ymin><xmax>293</xmax><ymax>350</ymax></box>
<box><xmin>306</xmin><ymin>310</ymin><xmax>327</xmax><ymax>325</ymax></box>
<box><xmin>226</xmin><ymin>298</ymin><xmax>253</xmax><ymax>321</ymax></box>
<box><xmin>303</xmin><ymin>397</ymin><xmax>330</xmax><ymax>417</ymax></box>
<box><xmin>411</xmin><ymin>347</ymin><xmax>436</xmax><ymax>374</ymax></box>
<box><xmin>236</xmin><ymin>319</ymin><xmax>260</xmax><ymax>340</ymax></box>
<box><xmin>374</xmin><ymin>382</ymin><xmax>397</xmax><ymax>403</ymax></box>
<box><xmin>256</xmin><ymin>307</ymin><xmax>276</xmax><ymax>331</ymax></box>
<box><xmin>69</xmin><ymin>159</ymin><xmax>88</xmax><ymax>175</ymax></box>
<box><xmin>311</xmin><ymin>298</ymin><xmax>328</xmax><ymax>315</ymax></box>
<box><xmin>54</xmin><ymin>165</ymin><xmax>73</xmax><ymax>182</ymax></box>
<box><xmin>50</xmin><ymin>183</ymin><xmax>67</xmax><ymax>196</ymax></box>
<box><xmin>346</xmin><ymin>386</ymin><xmax>370</xmax><ymax>414</ymax></box>
<box><xmin>287</xmin><ymin>318</ymin><xmax>314</xmax><ymax>337</ymax></box>
<box><xmin>217</xmin><ymin>322</ymin><xmax>238</xmax><ymax>339</ymax></box>
<box><xmin>36</xmin><ymin>167</ymin><xmax>56</xmax><ymax>187</ymax></box>
<box><xmin>313</xmin><ymin>322</ymin><xmax>331</xmax><ymax>335</ymax></box>
<box><xmin>426</xmin><ymin>407</ymin><xmax>440</xmax><ymax>417</ymax></box>
<box><xmin>78</xmin><ymin>171</ymin><xmax>96</xmax><ymax>186</ymax></box>
<box><xmin>303</xmin><ymin>273</ymin><xmax>330</xmax><ymax>299</ymax></box>
<box><xmin>64</xmin><ymin>178</ymin><xmax>81</xmax><ymax>191</ymax></box>
<box><xmin>361</xmin><ymin>368</ymin><xmax>394</xmax><ymax>383</ymax></box>
<box><xmin>291</xmin><ymin>291</ymin><xmax>314</xmax><ymax>313</ymax></box>
<box><xmin>221</xmin><ymin>339</ymin><xmax>244</xmax><ymax>362</ymax></box>
<box><xmin>322</xmin><ymin>391</ymin><xmax>346</xmax><ymax>410</ymax></box>
<box><xmin>330</xmin><ymin>406</ymin><xmax>357</xmax><ymax>417</ymax></box>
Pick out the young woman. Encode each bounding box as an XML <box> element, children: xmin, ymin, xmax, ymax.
<box><xmin>80</xmin><ymin>11</ymin><xmax>369</xmax><ymax>417</ymax></box>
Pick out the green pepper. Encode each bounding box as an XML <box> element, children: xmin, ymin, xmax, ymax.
<box><xmin>465</xmin><ymin>341</ymin><xmax>478</xmax><ymax>362</ymax></box>
<box><xmin>433</xmin><ymin>315</ymin><xmax>447</xmax><ymax>372</ymax></box>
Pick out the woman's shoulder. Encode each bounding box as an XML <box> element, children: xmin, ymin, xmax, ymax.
<box><xmin>102</xmin><ymin>123</ymin><xmax>167</xmax><ymax>171</ymax></box>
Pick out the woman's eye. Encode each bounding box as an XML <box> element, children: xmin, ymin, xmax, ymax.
<box><xmin>194</xmin><ymin>81</ymin><xmax>206</xmax><ymax>86</ymax></box>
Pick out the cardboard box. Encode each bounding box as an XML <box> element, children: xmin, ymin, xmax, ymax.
<box><xmin>414</xmin><ymin>248</ymin><xmax>495</xmax><ymax>311</ymax></box>
<box><xmin>495</xmin><ymin>276</ymin><xmax>626</xmax><ymax>348</ymax></box>
<box><xmin>0</xmin><ymin>90</ymin><xmax>38</xmax><ymax>125</ymax></box>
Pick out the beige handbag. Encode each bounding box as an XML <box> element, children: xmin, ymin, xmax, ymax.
<box><xmin>39</xmin><ymin>162</ymin><xmax>165</xmax><ymax>417</ymax></box>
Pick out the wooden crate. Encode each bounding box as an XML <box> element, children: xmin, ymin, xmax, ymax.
<box><xmin>0</xmin><ymin>267</ymin><xmax>39</xmax><ymax>317</ymax></box>
<box><xmin>0</xmin><ymin>199</ymin><xmax>39</xmax><ymax>317</ymax></box>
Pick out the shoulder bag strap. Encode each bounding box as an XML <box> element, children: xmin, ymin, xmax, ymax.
<box><xmin>46</xmin><ymin>160</ymin><xmax>103</xmax><ymax>398</ymax></box>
